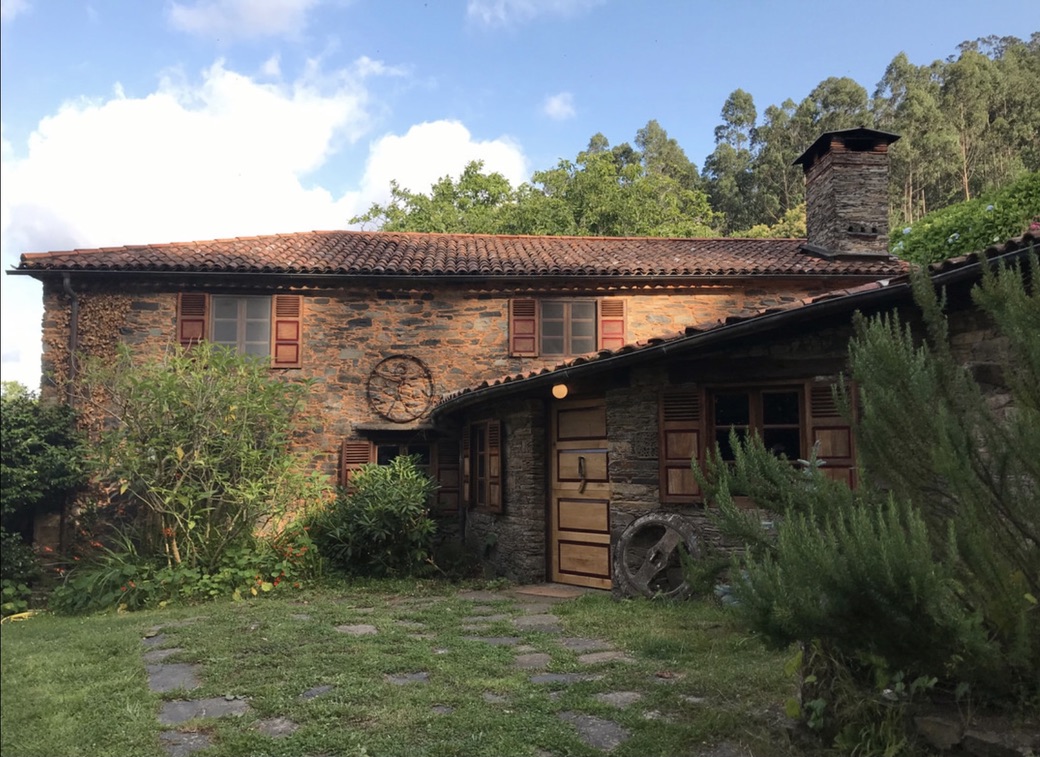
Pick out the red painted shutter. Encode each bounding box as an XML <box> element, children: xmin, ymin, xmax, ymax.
<box><xmin>177</xmin><ymin>293</ymin><xmax>208</xmax><ymax>349</ymax></box>
<box><xmin>659</xmin><ymin>390</ymin><xmax>702</xmax><ymax>503</ymax></box>
<box><xmin>487</xmin><ymin>420</ymin><xmax>503</xmax><ymax>513</ymax></box>
<box><xmin>434</xmin><ymin>439</ymin><xmax>460</xmax><ymax>514</ymax></box>
<box><xmin>808</xmin><ymin>383</ymin><xmax>856</xmax><ymax>488</ymax></box>
<box><xmin>271</xmin><ymin>294</ymin><xmax>303</xmax><ymax>368</ymax></box>
<box><xmin>340</xmin><ymin>440</ymin><xmax>373</xmax><ymax>486</ymax></box>
<box><xmin>597</xmin><ymin>298</ymin><xmax>627</xmax><ymax>351</ymax></box>
<box><xmin>461</xmin><ymin>425</ymin><xmax>472</xmax><ymax>506</ymax></box>
<box><xmin>509</xmin><ymin>299</ymin><xmax>538</xmax><ymax>357</ymax></box>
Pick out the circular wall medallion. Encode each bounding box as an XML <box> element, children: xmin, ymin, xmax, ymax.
<box><xmin>366</xmin><ymin>355</ymin><xmax>435</xmax><ymax>423</ymax></box>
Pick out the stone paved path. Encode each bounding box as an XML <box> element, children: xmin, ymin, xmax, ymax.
<box><xmin>143</xmin><ymin>584</ymin><xmax>704</xmax><ymax>756</ymax></box>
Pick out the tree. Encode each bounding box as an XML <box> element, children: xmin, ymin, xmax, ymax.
<box><xmin>1</xmin><ymin>383</ymin><xmax>85</xmax><ymax>585</ymax></box>
<box><xmin>698</xmin><ymin>255</ymin><xmax>1040</xmax><ymax>739</ymax></box>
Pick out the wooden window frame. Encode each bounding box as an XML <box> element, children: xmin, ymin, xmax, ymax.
<box><xmin>658</xmin><ymin>380</ymin><xmax>856</xmax><ymax>504</ymax></box>
<box><xmin>463</xmin><ymin>419</ymin><xmax>503</xmax><ymax>513</ymax></box>
<box><xmin>176</xmin><ymin>292</ymin><xmax>303</xmax><ymax>368</ymax></box>
<box><xmin>509</xmin><ymin>298</ymin><xmax>626</xmax><ymax>357</ymax></box>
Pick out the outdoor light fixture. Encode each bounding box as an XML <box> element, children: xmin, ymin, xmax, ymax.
<box><xmin>551</xmin><ymin>383</ymin><xmax>569</xmax><ymax>399</ymax></box>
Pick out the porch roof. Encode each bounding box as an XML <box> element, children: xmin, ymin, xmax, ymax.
<box><xmin>432</xmin><ymin>231</ymin><xmax>1038</xmax><ymax>416</ymax></box>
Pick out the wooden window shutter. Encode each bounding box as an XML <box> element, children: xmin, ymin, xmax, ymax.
<box><xmin>461</xmin><ymin>425</ymin><xmax>472</xmax><ymax>505</ymax></box>
<box><xmin>487</xmin><ymin>420</ymin><xmax>503</xmax><ymax>513</ymax></box>
<box><xmin>597</xmin><ymin>298</ymin><xmax>627</xmax><ymax>351</ymax></box>
<box><xmin>271</xmin><ymin>294</ymin><xmax>304</xmax><ymax>368</ymax></box>
<box><xmin>434</xmin><ymin>439</ymin><xmax>460</xmax><ymax>514</ymax></box>
<box><xmin>659</xmin><ymin>389</ymin><xmax>702</xmax><ymax>503</ymax></box>
<box><xmin>808</xmin><ymin>382</ymin><xmax>857</xmax><ymax>488</ymax></box>
<box><xmin>509</xmin><ymin>299</ymin><xmax>538</xmax><ymax>357</ymax></box>
<box><xmin>177</xmin><ymin>293</ymin><xmax>209</xmax><ymax>349</ymax></box>
<box><xmin>340</xmin><ymin>440</ymin><xmax>373</xmax><ymax>486</ymax></box>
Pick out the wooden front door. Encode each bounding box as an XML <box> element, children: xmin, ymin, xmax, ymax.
<box><xmin>550</xmin><ymin>398</ymin><xmax>612</xmax><ymax>589</ymax></box>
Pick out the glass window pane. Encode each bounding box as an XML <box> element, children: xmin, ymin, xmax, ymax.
<box><xmin>212</xmin><ymin>296</ymin><xmax>238</xmax><ymax>318</ymax></box>
<box><xmin>541</xmin><ymin>336</ymin><xmax>564</xmax><ymax>355</ymax></box>
<box><xmin>571</xmin><ymin>336</ymin><xmax>595</xmax><ymax>353</ymax></box>
<box><xmin>245</xmin><ymin>298</ymin><xmax>269</xmax><ymax>318</ymax></box>
<box><xmin>245</xmin><ymin>321</ymin><xmax>269</xmax><ymax>343</ymax></box>
<box><xmin>715</xmin><ymin>428</ymin><xmax>747</xmax><ymax>461</ymax></box>
<box><xmin>763</xmin><ymin>428</ymin><xmax>801</xmax><ymax>460</ymax></box>
<box><xmin>542</xmin><ymin>301</ymin><xmax>564</xmax><ymax>319</ymax></box>
<box><xmin>243</xmin><ymin>342</ymin><xmax>268</xmax><ymax>357</ymax></box>
<box><xmin>571</xmin><ymin>320</ymin><xmax>595</xmax><ymax>337</ymax></box>
<box><xmin>409</xmin><ymin>444</ymin><xmax>431</xmax><ymax>466</ymax></box>
<box><xmin>541</xmin><ymin>321</ymin><xmax>564</xmax><ymax>337</ymax></box>
<box><xmin>715</xmin><ymin>393</ymin><xmax>750</xmax><ymax>426</ymax></box>
<box><xmin>377</xmin><ymin>445</ymin><xmax>398</xmax><ymax>466</ymax></box>
<box><xmin>571</xmin><ymin>301</ymin><xmax>595</xmax><ymax>319</ymax></box>
<box><xmin>213</xmin><ymin>320</ymin><xmax>237</xmax><ymax>343</ymax></box>
<box><xmin>763</xmin><ymin>391</ymin><xmax>800</xmax><ymax>425</ymax></box>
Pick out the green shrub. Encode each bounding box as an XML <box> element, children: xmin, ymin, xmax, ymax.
<box><xmin>82</xmin><ymin>342</ymin><xmax>328</xmax><ymax>577</ymax></box>
<box><xmin>890</xmin><ymin>171</ymin><xmax>1039</xmax><ymax>263</ymax></box>
<box><xmin>310</xmin><ymin>455</ymin><xmax>437</xmax><ymax>576</ymax></box>
<box><xmin>1</xmin><ymin>382</ymin><xmax>86</xmax><ymax>587</ymax></box>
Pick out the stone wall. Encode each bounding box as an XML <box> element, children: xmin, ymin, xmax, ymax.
<box><xmin>462</xmin><ymin>398</ymin><xmax>547</xmax><ymax>583</ymax></box>
<box><xmin>38</xmin><ymin>278</ymin><xmax>853</xmax><ymax>479</ymax></box>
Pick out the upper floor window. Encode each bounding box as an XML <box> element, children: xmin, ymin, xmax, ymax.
<box><xmin>177</xmin><ymin>292</ymin><xmax>304</xmax><ymax>368</ymax></box>
<box><xmin>212</xmin><ymin>296</ymin><xmax>271</xmax><ymax>357</ymax></box>
<box><xmin>509</xmin><ymin>298</ymin><xmax>626</xmax><ymax>358</ymax></box>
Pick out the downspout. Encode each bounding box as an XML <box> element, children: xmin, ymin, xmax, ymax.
<box><xmin>61</xmin><ymin>273</ymin><xmax>80</xmax><ymax>407</ymax></box>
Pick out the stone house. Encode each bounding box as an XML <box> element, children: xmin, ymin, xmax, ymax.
<box><xmin>15</xmin><ymin>127</ymin><xmax>983</xmax><ymax>589</ymax></box>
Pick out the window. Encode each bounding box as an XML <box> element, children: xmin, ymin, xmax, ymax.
<box><xmin>509</xmin><ymin>298</ymin><xmax>626</xmax><ymax>357</ymax></box>
<box><xmin>340</xmin><ymin>439</ymin><xmax>460</xmax><ymax>514</ymax></box>
<box><xmin>177</xmin><ymin>293</ymin><xmax>303</xmax><ymax>368</ymax></box>
<box><xmin>712</xmin><ymin>388</ymin><xmax>802</xmax><ymax>461</ymax></box>
<box><xmin>462</xmin><ymin>420</ymin><xmax>502</xmax><ymax>513</ymax></box>
<box><xmin>659</xmin><ymin>382</ymin><xmax>856</xmax><ymax>504</ymax></box>
<box><xmin>212</xmin><ymin>296</ymin><xmax>270</xmax><ymax>357</ymax></box>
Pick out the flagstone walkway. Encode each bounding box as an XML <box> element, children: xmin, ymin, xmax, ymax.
<box><xmin>141</xmin><ymin>584</ymin><xmax>684</xmax><ymax>756</ymax></box>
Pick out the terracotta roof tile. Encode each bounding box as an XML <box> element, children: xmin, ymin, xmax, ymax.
<box><xmin>15</xmin><ymin>230</ymin><xmax>908</xmax><ymax>278</ymax></box>
<box><xmin>435</xmin><ymin>231</ymin><xmax>1037</xmax><ymax>409</ymax></box>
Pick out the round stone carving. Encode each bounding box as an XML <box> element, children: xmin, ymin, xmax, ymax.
<box><xmin>366</xmin><ymin>356</ymin><xmax>434</xmax><ymax>423</ymax></box>
<box><xmin>613</xmin><ymin>513</ymin><xmax>700</xmax><ymax>599</ymax></box>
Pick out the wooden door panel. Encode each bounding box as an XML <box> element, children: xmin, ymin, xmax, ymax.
<box><xmin>557</xmin><ymin>497</ymin><xmax>610</xmax><ymax>533</ymax></box>
<box><xmin>551</xmin><ymin>398</ymin><xmax>611</xmax><ymax>590</ymax></box>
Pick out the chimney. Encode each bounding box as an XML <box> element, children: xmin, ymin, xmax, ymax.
<box><xmin>794</xmin><ymin>128</ymin><xmax>900</xmax><ymax>255</ymax></box>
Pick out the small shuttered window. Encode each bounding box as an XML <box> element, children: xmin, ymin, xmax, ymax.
<box><xmin>509</xmin><ymin>298</ymin><xmax>626</xmax><ymax>357</ymax></box>
<box><xmin>659</xmin><ymin>389</ymin><xmax>702</xmax><ymax>503</ymax></box>
<box><xmin>808</xmin><ymin>382</ymin><xmax>857</xmax><ymax>487</ymax></box>
<box><xmin>463</xmin><ymin>419</ymin><xmax>503</xmax><ymax>513</ymax></box>
<box><xmin>176</xmin><ymin>292</ymin><xmax>303</xmax><ymax>368</ymax></box>
<box><xmin>340</xmin><ymin>440</ymin><xmax>374</xmax><ymax>486</ymax></box>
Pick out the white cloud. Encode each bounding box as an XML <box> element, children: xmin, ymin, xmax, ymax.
<box><xmin>467</xmin><ymin>0</ymin><xmax>604</xmax><ymax>26</ymax></box>
<box><xmin>261</xmin><ymin>54</ymin><xmax>282</xmax><ymax>78</ymax></box>
<box><xmin>542</xmin><ymin>92</ymin><xmax>575</xmax><ymax>121</ymax></box>
<box><xmin>1</xmin><ymin>64</ymin><xmax>528</xmax><ymax>390</ymax></box>
<box><xmin>358</xmin><ymin>120</ymin><xmax>528</xmax><ymax>209</ymax></box>
<box><xmin>0</xmin><ymin>0</ymin><xmax>30</xmax><ymax>22</ymax></box>
<box><xmin>168</xmin><ymin>0</ymin><xmax>322</xmax><ymax>41</ymax></box>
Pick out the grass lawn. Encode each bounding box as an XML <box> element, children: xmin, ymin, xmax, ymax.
<box><xmin>1</xmin><ymin>580</ymin><xmax>810</xmax><ymax>757</ymax></box>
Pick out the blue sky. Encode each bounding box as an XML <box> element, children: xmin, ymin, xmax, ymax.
<box><xmin>2</xmin><ymin>0</ymin><xmax>1037</xmax><ymax>389</ymax></box>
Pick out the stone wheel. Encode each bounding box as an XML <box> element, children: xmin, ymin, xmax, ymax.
<box><xmin>613</xmin><ymin>513</ymin><xmax>700</xmax><ymax>599</ymax></box>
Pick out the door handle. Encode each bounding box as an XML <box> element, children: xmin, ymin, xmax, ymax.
<box><xmin>578</xmin><ymin>456</ymin><xmax>587</xmax><ymax>493</ymax></box>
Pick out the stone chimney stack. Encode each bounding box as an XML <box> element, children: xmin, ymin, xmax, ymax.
<box><xmin>794</xmin><ymin>128</ymin><xmax>900</xmax><ymax>255</ymax></box>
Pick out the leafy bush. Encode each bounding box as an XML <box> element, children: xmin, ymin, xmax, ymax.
<box><xmin>51</xmin><ymin>342</ymin><xmax>329</xmax><ymax>613</ymax></box>
<box><xmin>890</xmin><ymin>171</ymin><xmax>1039</xmax><ymax>263</ymax></box>
<box><xmin>82</xmin><ymin>342</ymin><xmax>327</xmax><ymax>576</ymax></box>
<box><xmin>310</xmin><ymin>455</ymin><xmax>437</xmax><ymax>576</ymax></box>
<box><xmin>50</xmin><ymin>521</ymin><xmax>321</xmax><ymax>614</ymax></box>
<box><xmin>1</xmin><ymin>382</ymin><xmax>85</xmax><ymax>588</ymax></box>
